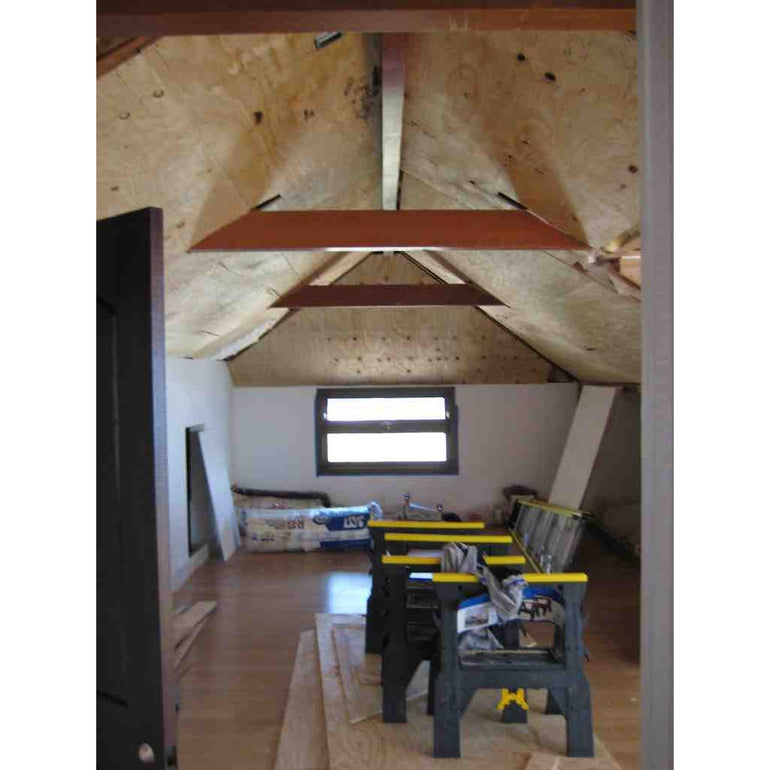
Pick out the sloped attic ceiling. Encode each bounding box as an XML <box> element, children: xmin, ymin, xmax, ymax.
<box><xmin>229</xmin><ymin>251</ymin><xmax>553</xmax><ymax>385</ymax></box>
<box><xmin>96</xmin><ymin>30</ymin><xmax>641</xmax><ymax>383</ymax></box>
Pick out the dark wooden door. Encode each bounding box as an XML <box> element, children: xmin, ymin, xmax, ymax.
<box><xmin>97</xmin><ymin>208</ymin><xmax>176</xmax><ymax>769</ymax></box>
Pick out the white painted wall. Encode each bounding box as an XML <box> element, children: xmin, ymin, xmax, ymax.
<box><xmin>231</xmin><ymin>384</ymin><xmax>578</xmax><ymax>518</ymax></box>
<box><xmin>166</xmin><ymin>358</ymin><xmax>233</xmax><ymax>588</ymax></box>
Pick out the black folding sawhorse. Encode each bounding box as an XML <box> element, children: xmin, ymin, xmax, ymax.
<box><xmin>378</xmin><ymin>550</ymin><xmax>527</xmax><ymax>724</ymax></box>
<box><xmin>365</xmin><ymin>520</ymin><xmax>486</xmax><ymax>654</ymax></box>
<box><xmin>431</xmin><ymin>570</ymin><xmax>594</xmax><ymax>759</ymax></box>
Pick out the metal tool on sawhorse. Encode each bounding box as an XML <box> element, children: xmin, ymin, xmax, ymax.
<box><xmin>508</xmin><ymin>499</ymin><xmax>586</xmax><ymax>574</ymax></box>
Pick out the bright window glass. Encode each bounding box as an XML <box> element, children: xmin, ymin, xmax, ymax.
<box><xmin>327</xmin><ymin>432</ymin><xmax>447</xmax><ymax>463</ymax></box>
<box><xmin>326</xmin><ymin>397</ymin><xmax>446</xmax><ymax>422</ymax></box>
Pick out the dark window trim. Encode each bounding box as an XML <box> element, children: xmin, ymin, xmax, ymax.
<box><xmin>315</xmin><ymin>387</ymin><xmax>459</xmax><ymax>476</ymax></box>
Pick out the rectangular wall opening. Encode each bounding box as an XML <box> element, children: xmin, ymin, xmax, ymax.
<box><xmin>186</xmin><ymin>424</ymin><xmax>215</xmax><ymax>556</ymax></box>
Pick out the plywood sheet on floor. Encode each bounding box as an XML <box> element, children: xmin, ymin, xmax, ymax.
<box><xmin>275</xmin><ymin>629</ymin><xmax>328</xmax><ymax>770</ymax></box>
<box><xmin>315</xmin><ymin>613</ymin><xmax>621</xmax><ymax>770</ymax></box>
<box><xmin>333</xmin><ymin>624</ymin><xmax>429</xmax><ymax>724</ymax></box>
<box><xmin>525</xmin><ymin>753</ymin><xmax>621</xmax><ymax>770</ymax></box>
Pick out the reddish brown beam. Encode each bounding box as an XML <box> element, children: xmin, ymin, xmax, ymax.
<box><xmin>97</xmin><ymin>1</ymin><xmax>636</xmax><ymax>37</ymax></box>
<box><xmin>97</xmin><ymin>36</ymin><xmax>159</xmax><ymax>78</ymax></box>
<box><xmin>191</xmin><ymin>210</ymin><xmax>587</xmax><ymax>253</ymax></box>
<box><xmin>271</xmin><ymin>283</ymin><xmax>504</xmax><ymax>308</ymax></box>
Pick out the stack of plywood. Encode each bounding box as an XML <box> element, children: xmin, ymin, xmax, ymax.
<box><xmin>274</xmin><ymin>613</ymin><xmax>623</xmax><ymax>770</ymax></box>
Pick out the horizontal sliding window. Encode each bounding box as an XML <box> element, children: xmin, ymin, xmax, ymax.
<box><xmin>315</xmin><ymin>387</ymin><xmax>459</xmax><ymax>476</ymax></box>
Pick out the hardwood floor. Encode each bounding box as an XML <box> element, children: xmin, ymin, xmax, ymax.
<box><xmin>174</xmin><ymin>530</ymin><xmax>640</xmax><ymax>769</ymax></box>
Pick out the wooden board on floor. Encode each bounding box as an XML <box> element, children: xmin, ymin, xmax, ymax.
<box><xmin>524</xmin><ymin>753</ymin><xmax>621</xmax><ymax>770</ymax></box>
<box><xmin>172</xmin><ymin>601</ymin><xmax>217</xmax><ymax>671</ymax></box>
<box><xmin>332</xmin><ymin>623</ymin><xmax>429</xmax><ymax>724</ymax></box>
<box><xmin>173</xmin><ymin>601</ymin><xmax>217</xmax><ymax>648</ymax></box>
<box><xmin>315</xmin><ymin>613</ymin><xmax>621</xmax><ymax>770</ymax></box>
<box><xmin>275</xmin><ymin>630</ymin><xmax>329</xmax><ymax>770</ymax></box>
<box><xmin>174</xmin><ymin>616</ymin><xmax>214</xmax><ymax>670</ymax></box>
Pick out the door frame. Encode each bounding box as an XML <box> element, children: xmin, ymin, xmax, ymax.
<box><xmin>96</xmin><ymin>6</ymin><xmax>675</xmax><ymax>769</ymax></box>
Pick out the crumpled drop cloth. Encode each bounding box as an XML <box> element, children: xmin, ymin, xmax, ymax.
<box><xmin>440</xmin><ymin>542</ymin><xmax>528</xmax><ymax>649</ymax></box>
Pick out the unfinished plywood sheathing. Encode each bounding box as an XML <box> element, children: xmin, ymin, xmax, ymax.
<box><xmin>401</xmin><ymin>32</ymin><xmax>639</xmax><ymax>247</ymax></box>
<box><xmin>402</xmin><ymin>177</ymin><xmax>639</xmax><ymax>383</ymax></box>
<box><xmin>228</xmin><ymin>252</ymin><xmax>553</xmax><ymax>385</ymax></box>
<box><xmin>97</xmin><ymin>31</ymin><xmax>641</xmax><ymax>382</ymax></box>
<box><xmin>398</xmin><ymin>32</ymin><xmax>641</xmax><ymax>382</ymax></box>
<box><xmin>97</xmin><ymin>33</ymin><xmax>380</xmax><ymax>357</ymax></box>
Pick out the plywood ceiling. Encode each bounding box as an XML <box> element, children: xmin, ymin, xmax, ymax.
<box><xmin>97</xmin><ymin>31</ymin><xmax>641</xmax><ymax>383</ymax></box>
<box><xmin>229</xmin><ymin>252</ymin><xmax>553</xmax><ymax>385</ymax></box>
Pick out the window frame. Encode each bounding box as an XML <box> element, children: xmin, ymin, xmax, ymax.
<box><xmin>315</xmin><ymin>386</ymin><xmax>459</xmax><ymax>476</ymax></box>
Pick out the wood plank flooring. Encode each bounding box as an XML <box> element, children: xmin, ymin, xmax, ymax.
<box><xmin>173</xmin><ymin>530</ymin><xmax>639</xmax><ymax>769</ymax></box>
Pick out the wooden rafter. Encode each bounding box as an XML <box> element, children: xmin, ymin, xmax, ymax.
<box><xmin>190</xmin><ymin>210</ymin><xmax>588</xmax><ymax>253</ymax></box>
<box><xmin>97</xmin><ymin>1</ymin><xmax>637</xmax><ymax>37</ymax></box>
<box><xmin>382</xmin><ymin>34</ymin><xmax>407</xmax><ymax>210</ymax></box>
<box><xmin>271</xmin><ymin>283</ymin><xmax>504</xmax><ymax>308</ymax></box>
<box><xmin>97</xmin><ymin>36</ymin><xmax>158</xmax><ymax>78</ymax></box>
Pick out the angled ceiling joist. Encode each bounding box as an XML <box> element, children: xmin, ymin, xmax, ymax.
<box><xmin>97</xmin><ymin>1</ymin><xmax>636</xmax><ymax>37</ymax></box>
<box><xmin>271</xmin><ymin>283</ymin><xmax>504</xmax><ymax>308</ymax></box>
<box><xmin>97</xmin><ymin>36</ymin><xmax>158</xmax><ymax>78</ymax></box>
<box><xmin>382</xmin><ymin>34</ymin><xmax>407</xmax><ymax>210</ymax></box>
<box><xmin>191</xmin><ymin>210</ymin><xmax>587</xmax><ymax>253</ymax></box>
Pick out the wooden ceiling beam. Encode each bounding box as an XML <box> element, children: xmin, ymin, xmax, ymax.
<box><xmin>191</xmin><ymin>210</ymin><xmax>588</xmax><ymax>253</ymax></box>
<box><xmin>97</xmin><ymin>1</ymin><xmax>636</xmax><ymax>37</ymax></box>
<box><xmin>271</xmin><ymin>283</ymin><xmax>504</xmax><ymax>308</ymax></box>
<box><xmin>97</xmin><ymin>36</ymin><xmax>158</xmax><ymax>78</ymax></box>
<box><xmin>382</xmin><ymin>34</ymin><xmax>407</xmax><ymax>210</ymax></box>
